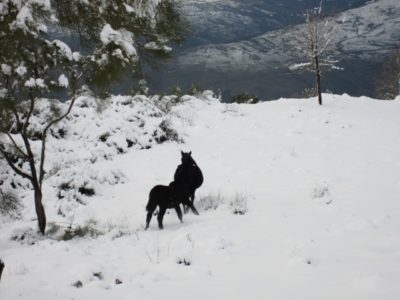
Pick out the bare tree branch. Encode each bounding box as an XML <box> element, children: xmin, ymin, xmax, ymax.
<box><xmin>0</xmin><ymin>146</ymin><xmax>33</xmax><ymax>181</ymax></box>
<box><xmin>23</xmin><ymin>88</ymin><xmax>36</xmax><ymax>132</ymax></box>
<box><xmin>4</xmin><ymin>133</ymin><xmax>28</xmax><ymax>158</ymax></box>
<box><xmin>9</xmin><ymin>102</ymin><xmax>22</xmax><ymax>132</ymax></box>
<box><xmin>39</xmin><ymin>75</ymin><xmax>79</xmax><ymax>187</ymax></box>
<box><xmin>13</xmin><ymin>121</ymin><xmax>42</xmax><ymax>195</ymax></box>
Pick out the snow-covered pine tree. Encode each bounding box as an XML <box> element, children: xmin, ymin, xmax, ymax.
<box><xmin>0</xmin><ymin>0</ymin><xmax>185</xmax><ymax>234</ymax></box>
<box><xmin>289</xmin><ymin>3</ymin><xmax>339</xmax><ymax>105</ymax></box>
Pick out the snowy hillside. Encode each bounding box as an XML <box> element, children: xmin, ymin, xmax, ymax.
<box><xmin>177</xmin><ymin>0</ymin><xmax>400</xmax><ymax>71</ymax></box>
<box><xmin>181</xmin><ymin>0</ymin><xmax>279</xmax><ymax>44</ymax></box>
<box><xmin>180</xmin><ymin>0</ymin><xmax>369</xmax><ymax>45</ymax></box>
<box><xmin>1</xmin><ymin>93</ymin><xmax>400</xmax><ymax>299</ymax></box>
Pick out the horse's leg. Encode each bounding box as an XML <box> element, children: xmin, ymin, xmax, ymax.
<box><xmin>187</xmin><ymin>202</ymin><xmax>199</xmax><ymax>215</ymax></box>
<box><xmin>183</xmin><ymin>193</ymin><xmax>194</xmax><ymax>214</ymax></box>
<box><xmin>187</xmin><ymin>192</ymin><xmax>196</xmax><ymax>213</ymax></box>
<box><xmin>157</xmin><ymin>206</ymin><xmax>167</xmax><ymax>229</ymax></box>
<box><xmin>175</xmin><ymin>205</ymin><xmax>183</xmax><ymax>223</ymax></box>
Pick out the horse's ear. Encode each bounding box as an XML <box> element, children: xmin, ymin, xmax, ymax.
<box><xmin>189</xmin><ymin>151</ymin><xmax>192</xmax><ymax>155</ymax></box>
<box><xmin>181</xmin><ymin>150</ymin><xmax>184</xmax><ymax>156</ymax></box>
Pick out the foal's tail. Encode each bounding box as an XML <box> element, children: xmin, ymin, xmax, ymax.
<box><xmin>146</xmin><ymin>200</ymin><xmax>151</xmax><ymax>211</ymax></box>
<box><xmin>146</xmin><ymin>188</ymin><xmax>157</xmax><ymax>211</ymax></box>
<box><xmin>146</xmin><ymin>196</ymin><xmax>156</xmax><ymax>211</ymax></box>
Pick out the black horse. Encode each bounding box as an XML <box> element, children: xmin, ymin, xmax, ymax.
<box><xmin>174</xmin><ymin>151</ymin><xmax>203</xmax><ymax>213</ymax></box>
<box><xmin>145</xmin><ymin>181</ymin><xmax>199</xmax><ymax>230</ymax></box>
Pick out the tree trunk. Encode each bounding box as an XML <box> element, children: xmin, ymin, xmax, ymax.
<box><xmin>33</xmin><ymin>186</ymin><xmax>46</xmax><ymax>235</ymax></box>
<box><xmin>315</xmin><ymin>55</ymin><xmax>323</xmax><ymax>105</ymax></box>
<box><xmin>0</xmin><ymin>259</ymin><xmax>4</xmax><ymax>282</ymax></box>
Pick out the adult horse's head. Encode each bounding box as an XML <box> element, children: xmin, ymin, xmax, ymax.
<box><xmin>181</xmin><ymin>151</ymin><xmax>196</xmax><ymax>166</ymax></box>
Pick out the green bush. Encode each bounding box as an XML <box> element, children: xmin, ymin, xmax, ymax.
<box><xmin>188</xmin><ymin>83</ymin><xmax>204</xmax><ymax>96</ymax></box>
<box><xmin>46</xmin><ymin>221</ymin><xmax>103</xmax><ymax>241</ymax></box>
<box><xmin>170</xmin><ymin>85</ymin><xmax>183</xmax><ymax>97</ymax></box>
<box><xmin>0</xmin><ymin>190</ymin><xmax>22</xmax><ymax>219</ymax></box>
<box><xmin>231</xmin><ymin>92</ymin><xmax>259</xmax><ymax>104</ymax></box>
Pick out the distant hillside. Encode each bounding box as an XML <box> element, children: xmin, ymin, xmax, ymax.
<box><xmin>144</xmin><ymin>0</ymin><xmax>399</xmax><ymax>100</ymax></box>
<box><xmin>177</xmin><ymin>0</ymin><xmax>400</xmax><ymax>72</ymax></box>
<box><xmin>181</xmin><ymin>0</ymin><xmax>370</xmax><ymax>46</ymax></box>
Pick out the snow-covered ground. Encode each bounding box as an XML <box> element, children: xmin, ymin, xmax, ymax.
<box><xmin>1</xmin><ymin>93</ymin><xmax>400</xmax><ymax>299</ymax></box>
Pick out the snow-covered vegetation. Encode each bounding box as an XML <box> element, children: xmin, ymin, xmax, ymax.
<box><xmin>0</xmin><ymin>94</ymin><xmax>183</xmax><ymax>222</ymax></box>
<box><xmin>1</xmin><ymin>92</ymin><xmax>400</xmax><ymax>299</ymax></box>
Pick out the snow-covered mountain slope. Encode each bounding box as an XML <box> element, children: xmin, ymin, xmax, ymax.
<box><xmin>1</xmin><ymin>93</ymin><xmax>400</xmax><ymax>299</ymax></box>
<box><xmin>180</xmin><ymin>0</ymin><xmax>369</xmax><ymax>45</ymax></box>
<box><xmin>177</xmin><ymin>0</ymin><xmax>400</xmax><ymax>71</ymax></box>
<box><xmin>181</xmin><ymin>0</ymin><xmax>279</xmax><ymax>45</ymax></box>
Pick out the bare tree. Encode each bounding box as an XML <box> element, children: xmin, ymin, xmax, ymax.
<box><xmin>0</xmin><ymin>76</ymin><xmax>80</xmax><ymax>235</ymax></box>
<box><xmin>290</xmin><ymin>4</ymin><xmax>338</xmax><ymax>105</ymax></box>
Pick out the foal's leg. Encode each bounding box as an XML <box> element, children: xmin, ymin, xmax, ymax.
<box><xmin>144</xmin><ymin>210</ymin><xmax>154</xmax><ymax>230</ymax></box>
<box><xmin>145</xmin><ymin>206</ymin><xmax>155</xmax><ymax>230</ymax></box>
<box><xmin>157</xmin><ymin>206</ymin><xmax>167</xmax><ymax>229</ymax></box>
<box><xmin>175</xmin><ymin>205</ymin><xmax>183</xmax><ymax>223</ymax></box>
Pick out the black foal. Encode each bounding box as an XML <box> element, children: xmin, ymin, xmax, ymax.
<box><xmin>145</xmin><ymin>181</ymin><xmax>199</xmax><ymax>230</ymax></box>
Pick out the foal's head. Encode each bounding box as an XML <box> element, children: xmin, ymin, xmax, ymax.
<box><xmin>181</xmin><ymin>151</ymin><xmax>196</xmax><ymax>166</ymax></box>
